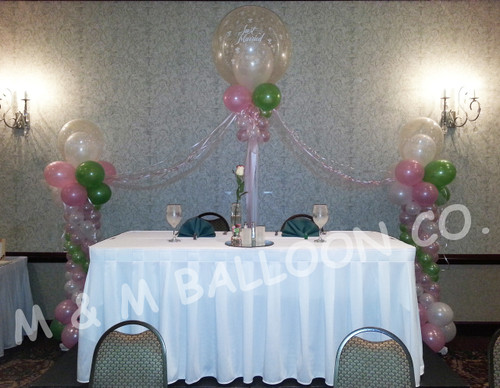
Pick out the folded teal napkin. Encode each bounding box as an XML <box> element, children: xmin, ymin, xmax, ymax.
<box><xmin>178</xmin><ymin>217</ymin><xmax>216</xmax><ymax>237</ymax></box>
<box><xmin>282</xmin><ymin>217</ymin><xmax>319</xmax><ymax>238</ymax></box>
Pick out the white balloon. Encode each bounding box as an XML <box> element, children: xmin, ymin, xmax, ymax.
<box><xmin>64</xmin><ymin>131</ymin><xmax>104</xmax><ymax>166</ymax></box>
<box><xmin>232</xmin><ymin>43</ymin><xmax>274</xmax><ymax>91</ymax></box>
<box><xmin>58</xmin><ymin>119</ymin><xmax>103</xmax><ymax>158</ymax></box>
<box><xmin>399</xmin><ymin>117</ymin><xmax>444</xmax><ymax>158</ymax></box>
<box><xmin>401</xmin><ymin>133</ymin><xmax>437</xmax><ymax>166</ymax></box>
<box><xmin>427</xmin><ymin>302</ymin><xmax>454</xmax><ymax>327</ymax></box>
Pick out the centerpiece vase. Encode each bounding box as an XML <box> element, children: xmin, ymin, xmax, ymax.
<box><xmin>231</xmin><ymin>202</ymin><xmax>242</xmax><ymax>228</ymax></box>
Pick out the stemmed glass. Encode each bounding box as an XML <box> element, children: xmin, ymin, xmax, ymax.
<box><xmin>312</xmin><ymin>204</ymin><xmax>328</xmax><ymax>243</ymax></box>
<box><xmin>166</xmin><ymin>204</ymin><xmax>182</xmax><ymax>242</ymax></box>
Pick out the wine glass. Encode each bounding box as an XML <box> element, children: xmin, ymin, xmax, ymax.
<box><xmin>166</xmin><ymin>204</ymin><xmax>182</xmax><ymax>242</ymax></box>
<box><xmin>312</xmin><ymin>204</ymin><xmax>328</xmax><ymax>243</ymax></box>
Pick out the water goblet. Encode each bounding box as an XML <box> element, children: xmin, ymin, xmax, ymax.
<box><xmin>166</xmin><ymin>204</ymin><xmax>182</xmax><ymax>242</ymax></box>
<box><xmin>312</xmin><ymin>204</ymin><xmax>328</xmax><ymax>243</ymax></box>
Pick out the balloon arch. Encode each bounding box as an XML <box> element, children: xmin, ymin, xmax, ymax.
<box><xmin>44</xmin><ymin>5</ymin><xmax>456</xmax><ymax>353</ymax></box>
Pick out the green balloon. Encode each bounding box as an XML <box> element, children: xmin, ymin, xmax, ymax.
<box><xmin>435</xmin><ymin>186</ymin><xmax>451</xmax><ymax>206</ymax></box>
<box><xmin>259</xmin><ymin>109</ymin><xmax>273</xmax><ymax>118</ymax></box>
<box><xmin>430</xmin><ymin>272</ymin><xmax>440</xmax><ymax>282</ymax></box>
<box><xmin>424</xmin><ymin>262</ymin><xmax>440</xmax><ymax>277</ymax></box>
<box><xmin>87</xmin><ymin>182</ymin><xmax>112</xmax><ymax>205</ymax></box>
<box><xmin>75</xmin><ymin>161</ymin><xmax>105</xmax><ymax>188</ymax></box>
<box><xmin>252</xmin><ymin>83</ymin><xmax>281</xmax><ymax>112</ymax></box>
<box><xmin>50</xmin><ymin>319</ymin><xmax>65</xmax><ymax>341</ymax></box>
<box><xmin>71</xmin><ymin>249</ymin><xmax>86</xmax><ymax>264</ymax></box>
<box><xmin>399</xmin><ymin>231</ymin><xmax>415</xmax><ymax>246</ymax></box>
<box><xmin>417</xmin><ymin>251</ymin><xmax>433</xmax><ymax>267</ymax></box>
<box><xmin>399</xmin><ymin>224</ymin><xmax>408</xmax><ymax>233</ymax></box>
<box><xmin>423</xmin><ymin>160</ymin><xmax>456</xmax><ymax>188</ymax></box>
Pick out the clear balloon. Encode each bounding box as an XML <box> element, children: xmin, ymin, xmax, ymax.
<box><xmin>427</xmin><ymin>302</ymin><xmax>454</xmax><ymax>327</ymax></box>
<box><xmin>442</xmin><ymin>321</ymin><xmax>457</xmax><ymax>343</ymax></box>
<box><xmin>418</xmin><ymin>292</ymin><xmax>435</xmax><ymax>308</ymax></box>
<box><xmin>387</xmin><ymin>181</ymin><xmax>413</xmax><ymax>206</ymax></box>
<box><xmin>212</xmin><ymin>5</ymin><xmax>291</xmax><ymax>87</ymax></box>
<box><xmin>44</xmin><ymin>161</ymin><xmax>77</xmax><ymax>188</ymax></box>
<box><xmin>64</xmin><ymin>131</ymin><xmax>104</xmax><ymax>167</ymax></box>
<box><xmin>232</xmin><ymin>43</ymin><xmax>274</xmax><ymax>91</ymax></box>
<box><xmin>399</xmin><ymin>117</ymin><xmax>444</xmax><ymax>159</ymax></box>
<box><xmin>58</xmin><ymin>119</ymin><xmax>104</xmax><ymax>158</ymax></box>
<box><xmin>401</xmin><ymin>134</ymin><xmax>437</xmax><ymax>166</ymax></box>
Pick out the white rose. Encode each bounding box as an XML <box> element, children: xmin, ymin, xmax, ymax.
<box><xmin>235</xmin><ymin>165</ymin><xmax>245</xmax><ymax>176</ymax></box>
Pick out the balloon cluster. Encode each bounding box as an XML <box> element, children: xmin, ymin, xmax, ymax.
<box><xmin>213</xmin><ymin>5</ymin><xmax>291</xmax><ymax>144</ymax></box>
<box><xmin>388</xmin><ymin>117</ymin><xmax>457</xmax><ymax>353</ymax></box>
<box><xmin>43</xmin><ymin>119</ymin><xmax>116</xmax><ymax>349</ymax></box>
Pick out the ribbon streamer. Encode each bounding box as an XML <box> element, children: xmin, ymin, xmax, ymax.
<box><xmin>245</xmin><ymin>137</ymin><xmax>259</xmax><ymax>225</ymax></box>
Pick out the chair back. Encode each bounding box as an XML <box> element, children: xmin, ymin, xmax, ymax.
<box><xmin>89</xmin><ymin>320</ymin><xmax>168</xmax><ymax>388</ymax></box>
<box><xmin>489</xmin><ymin>328</ymin><xmax>500</xmax><ymax>387</ymax></box>
<box><xmin>198</xmin><ymin>212</ymin><xmax>230</xmax><ymax>231</ymax></box>
<box><xmin>280</xmin><ymin>214</ymin><xmax>313</xmax><ymax>231</ymax></box>
<box><xmin>334</xmin><ymin>326</ymin><xmax>416</xmax><ymax>388</ymax></box>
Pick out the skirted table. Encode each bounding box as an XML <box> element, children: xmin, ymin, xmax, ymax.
<box><xmin>0</xmin><ymin>256</ymin><xmax>34</xmax><ymax>357</ymax></box>
<box><xmin>77</xmin><ymin>230</ymin><xmax>423</xmax><ymax>385</ymax></box>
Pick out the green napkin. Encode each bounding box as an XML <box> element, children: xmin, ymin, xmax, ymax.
<box><xmin>178</xmin><ymin>217</ymin><xmax>216</xmax><ymax>237</ymax></box>
<box><xmin>282</xmin><ymin>217</ymin><xmax>319</xmax><ymax>238</ymax></box>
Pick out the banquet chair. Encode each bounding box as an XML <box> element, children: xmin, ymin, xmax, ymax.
<box><xmin>280</xmin><ymin>214</ymin><xmax>313</xmax><ymax>231</ymax></box>
<box><xmin>488</xmin><ymin>327</ymin><xmax>500</xmax><ymax>387</ymax></box>
<box><xmin>89</xmin><ymin>320</ymin><xmax>168</xmax><ymax>388</ymax></box>
<box><xmin>333</xmin><ymin>326</ymin><xmax>416</xmax><ymax>388</ymax></box>
<box><xmin>197</xmin><ymin>212</ymin><xmax>230</xmax><ymax>231</ymax></box>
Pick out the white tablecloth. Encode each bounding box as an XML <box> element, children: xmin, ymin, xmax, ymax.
<box><xmin>0</xmin><ymin>256</ymin><xmax>33</xmax><ymax>357</ymax></box>
<box><xmin>77</xmin><ymin>230</ymin><xmax>423</xmax><ymax>385</ymax></box>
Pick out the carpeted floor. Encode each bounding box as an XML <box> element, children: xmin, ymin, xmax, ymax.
<box><xmin>0</xmin><ymin>333</ymin><xmax>491</xmax><ymax>388</ymax></box>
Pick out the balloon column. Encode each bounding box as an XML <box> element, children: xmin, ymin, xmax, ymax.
<box><xmin>389</xmin><ymin>117</ymin><xmax>457</xmax><ymax>353</ymax></box>
<box><xmin>43</xmin><ymin>119</ymin><xmax>115</xmax><ymax>349</ymax></box>
<box><xmin>213</xmin><ymin>5</ymin><xmax>291</xmax><ymax>224</ymax></box>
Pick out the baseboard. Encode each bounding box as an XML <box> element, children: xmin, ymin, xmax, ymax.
<box><xmin>455</xmin><ymin>321</ymin><xmax>500</xmax><ymax>337</ymax></box>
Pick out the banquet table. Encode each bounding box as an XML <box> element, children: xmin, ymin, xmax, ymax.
<box><xmin>0</xmin><ymin>256</ymin><xmax>34</xmax><ymax>357</ymax></box>
<box><xmin>77</xmin><ymin>230</ymin><xmax>423</xmax><ymax>386</ymax></box>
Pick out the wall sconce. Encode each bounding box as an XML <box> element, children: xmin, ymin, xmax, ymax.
<box><xmin>0</xmin><ymin>90</ymin><xmax>31</xmax><ymax>136</ymax></box>
<box><xmin>440</xmin><ymin>87</ymin><xmax>481</xmax><ymax>134</ymax></box>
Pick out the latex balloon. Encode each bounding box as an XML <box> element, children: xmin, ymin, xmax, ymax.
<box><xmin>412</xmin><ymin>181</ymin><xmax>438</xmax><ymax>207</ymax></box>
<box><xmin>58</xmin><ymin>119</ymin><xmax>104</xmax><ymax>158</ymax></box>
<box><xmin>233</xmin><ymin>43</ymin><xmax>274</xmax><ymax>91</ymax></box>
<box><xmin>54</xmin><ymin>299</ymin><xmax>78</xmax><ymax>325</ymax></box>
<box><xmin>427</xmin><ymin>302</ymin><xmax>454</xmax><ymax>327</ymax></box>
<box><xmin>435</xmin><ymin>186</ymin><xmax>451</xmax><ymax>206</ymax></box>
<box><xmin>252</xmin><ymin>83</ymin><xmax>281</xmax><ymax>111</ymax></box>
<box><xmin>399</xmin><ymin>117</ymin><xmax>444</xmax><ymax>158</ymax></box>
<box><xmin>223</xmin><ymin>85</ymin><xmax>252</xmax><ymax>113</ymax></box>
<box><xmin>424</xmin><ymin>160</ymin><xmax>457</xmax><ymax>188</ymax></box>
<box><xmin>64</xmin><ymin>131</ymin><xmax>104</xmax><ymax>167</ymax></box>
<box><xmin>401</xmin><ymin>134</ymin><xmax>437</xmax><ymax>166</ymax></box>
<box><xmin>212</xmin><ymin>6</ymin><xmax>291</xmax><ymax>86</ymax></box>
<box><xmin>442</xmin><ymin>321</ymin><xmax>457</xmax><ymax>343</ymax></box>
<box><xmin>394</xmin><ymin>159</ymin><xmax>424</xmax><ymax>186</ymax></box>
<box><xmin>387</xmin><ymin>181</ymin><xmax>412</xmax><ymax>206</ymax></box>
<box><xmin>421</xmin><ymin>323</ymin><xmax>445</xmax><ymax>352</ymax></box>
<box><xmin>75</xmin><ymin>161</ymin><xmax>105</xmax><ymax>188</ymax></box>
<box><xmin>49</xmin><ymin>319</ymin><xmax>65</xmax><ymax>341</ymax></box>
<box><xmin>60</xmin><ymin>183</ymin><xmax>88</xmax><ymax>207</ymax></box>
<box><xmin>44</xmin><ymin>161</ymin><xmax>77</xmax><ymax>188</ymax></box>
<box><xmin>61</xmin><ymin>323</ymin><xmax>79</xmax><ymax>349</ymax></box>
<box><xmin>87</xmin><ymin>182</ymin><xmax>112</xmax><ymax>205</ymax></box>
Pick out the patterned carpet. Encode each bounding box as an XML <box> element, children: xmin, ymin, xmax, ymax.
<box><xmin>0</xmin><ymin>334</ymin><xmax>491</xmax><ymax>388</ymax></box>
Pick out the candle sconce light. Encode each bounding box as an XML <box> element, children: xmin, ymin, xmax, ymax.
<box><xmin>440</xmin><ymin>87</ymin><xmax>481</xmax><ymax>134</ymax></box>
<box><xmin>0</xmin><ymin>89</ymin><xmax>31</xmax><ymax>136</ymax></box>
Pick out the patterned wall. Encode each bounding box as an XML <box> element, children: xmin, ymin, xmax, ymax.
<box><xmin>0</xmin><ymin>1</ymin><xmax>498</xmax><ymax>254</ymax></box>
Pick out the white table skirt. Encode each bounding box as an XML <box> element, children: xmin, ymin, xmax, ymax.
<box><xmin>77</xmin><ymin>231</ymin><xmax>423</xmax><ymax>385</ymax></box>
<box><xmin>0</xmin><ymin>256</ymin><xmax>34</xmax><ymax>357</ymax></box>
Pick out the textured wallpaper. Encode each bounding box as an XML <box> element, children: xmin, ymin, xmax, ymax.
<box><xmin>0</xmin><ymin>1</ymin><xmax>498</xmax><ymax>254</ymax></box>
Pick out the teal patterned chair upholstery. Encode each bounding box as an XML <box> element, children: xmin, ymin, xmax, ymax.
<box><xmin>488</xmin><ymin>328</ymin><xmax>500</xmax><ymax>388</ymax></box>
<box><xmin>89</xmin><ymin>320</ymin><xmax>168</xmax><ymax>388</ymax></box>
<box><xmin>197</xmin><ymin>212</ymin><xmax>230</xmax><ymax>232</ymax></box>
<box><xmin>334</xmin><ymin>326</ymin><xmax>415</xmax><ymax>388</ymax></box>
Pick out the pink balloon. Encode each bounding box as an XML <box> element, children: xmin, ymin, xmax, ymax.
<box><xmin>99</xmin><ymin>161</ymin><xmax>117</xmax><ymax>183</ymax></box>
<box><xmin>223</xmin><ymin>85</ymin><xmax>252</xmax><ymax>113</ymax></box>
<box><xmin>421</xmin><ymin>323</ymin><xmax>446</xmax><ymax>352</ymax></box>
<box><xmin>61</xmin><ymin>183</ymin><xmax>88</xmax><ymax>206</ymax></box>
<box><xmin>395</xmin><ymin>159</ymin><xmax>424</xmax><ymax>186</ymax></box>
<box><xmin>237</xmin><ymin>128</ymin><xmax>249</xmax><ymax>142</ymax></box>
<box><xmin>258</xmin><ymin>129</ymin><xmax>271</xmax><ymax>143</ymax></box>
<box><xmin>61</xmin><ymin>323</ymin><xmax>79</xmax><ymax>349</ymax></box>
<box><xmin>412</xmin><ymin>181</ymin><xmax>438</xmax><ymax>207</ymax></box>
<box><xmin>54</xmin><ymin>299</ymin><xmax>78</xmax><ymax>325</ymax></box>
<box><xmin>44</xmin><ymin>161</ymin><xmax>77</xmax><ymax>188</ymax></box>
<box><xmin>418</xmin><ymin>303</ymin><xmax>428</xmax><ymax>325</ymax></box>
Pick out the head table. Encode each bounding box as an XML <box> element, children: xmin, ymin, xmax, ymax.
<box><xmin>77</xmin><ymin>230</ymin><xmax>423</xmax><ymax>385</ymax></box>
